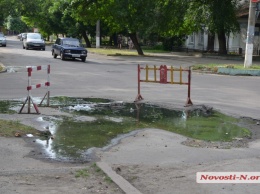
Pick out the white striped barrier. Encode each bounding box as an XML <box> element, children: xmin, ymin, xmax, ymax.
<box><xmin>19</xmin><ymin>65</ymin><xmax>50</xmax><ymax>114</ymax></box>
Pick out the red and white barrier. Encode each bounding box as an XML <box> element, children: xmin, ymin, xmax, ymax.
<box><xmin>19</xmin><ymin>65</ymin><xmax>50</xmax><ymax>114</ymax></box>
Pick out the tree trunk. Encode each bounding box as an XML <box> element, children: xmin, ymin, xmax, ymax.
<box><xmin>207</xmin><ymin>33</ymin><xmax>215</xmax><ymax>52</ymax></box>
<box><xmin>129</xmin><ymin>32</ymin><xmax>144</xmax><ymax>55</ymax></box>
<box><xmin>109</xmin><ymin>36</ymin><xmax>113</xmax><ymax>46</ymax></box>
<box><xmin>218</xmin><ymin>31</ymin><xmax>227</xmax><ymax>55</ymax></box>
<box><xmin>81</xmin><ymin>31</ymin><xmax>91</xmax><ymax>48</ymax></box>
<box><xmin>109</xmin><ymin>33</ymin><xmax>117</xmax><ymax>46</ymax></box>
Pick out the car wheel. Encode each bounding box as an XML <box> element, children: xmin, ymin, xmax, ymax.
<box><xmin>42</xmin><ymin>48</ymin><xmax>45</xmax><ymax>51</ymax></box>
<box><xmin>23</xmin><ymin>45</ymin><xmax>25</xmax><ymax>49</ymax></box>
<box><xmin>81</xmin><ymin>57</ymin><xmax>86</xmax><ymax>62</ymax></box>
<box><xmin>60</xmin><ymin>52</ymin><xmax>65</xmax><ymax>60</ymax></box>
<box><xmin>3</xmin><ymin>45</ymin><xmax>6</xmax><ymax>47</ymax></box>
<box><xmin>52</xmin><ymin>50</ymin><xmax>57</xmax><ymax>58</ymax></box>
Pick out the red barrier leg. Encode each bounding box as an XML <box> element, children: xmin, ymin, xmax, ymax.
<box><xmin>135</xmin><ymin>64</ymin><xmax>143</xmax><ymax>101</ymax></box>
<box><xmin>19</xmin><ymin>96</ymin><xmax>40</xmax><ymax>114</ymax></box>
<box><xmin>185</xmin><ymin>67</ymin><xmax>193</xmax><ymax>106</ymax></box>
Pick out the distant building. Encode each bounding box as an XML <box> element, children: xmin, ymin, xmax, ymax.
<box><xmin>184</xmin><ymin>2</ymin><xmax>260</xmax><ymax>55</ymax></box>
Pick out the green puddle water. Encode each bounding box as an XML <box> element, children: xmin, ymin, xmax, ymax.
<box><xmin>0</xmin><ymin>97</ymin><xmax>252</xmax><ymax>161</ymax></box>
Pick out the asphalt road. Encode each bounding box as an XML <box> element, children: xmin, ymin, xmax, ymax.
<box><xmin>1</xmin><ymin>36</ymin><xmax>259</xmax><ymax>120</ymax></box>
<box><xmin>1</xmin><ymin>36</ymin><xmax>260</xmax><ymax>194</ymax></box>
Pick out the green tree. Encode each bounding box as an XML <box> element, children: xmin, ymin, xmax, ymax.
<box><xmin>5</xmin><ymin>16</ymin><xmax>29</xmax><ymax>33</ymax></box>
<box><xmin>0</xmin><ymin>0</ymin><xmax>20</xmax><ymax>28</ymax></box>
<box><xmin>150</xmin><ymin>0</ymin><xmax>188</xmax><ymax>51</ymax></box>
<box><xmin>102</xmin><ymin>0</ymin><xmax>158</xmax><ymax>55</ymax></box>
<box><xmin>70</xmin><ymin>0</ymin><xmax>187</xmax><ymax>55</ymax></box>
<box><xmin>184</xmin><ymin>0</ymin><xmax>241</xmax><ymax>54</ymax></box>
<box><xmin>60</xmin><ymin>0</ymin><xmax>95</xmax><ymax>47</ymax></box>
<box><xmin>21</xmin><ymin>0</ymin><xmax>61</xmax><ymax>37</ymax></box>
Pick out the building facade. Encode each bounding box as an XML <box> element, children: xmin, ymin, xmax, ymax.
<box><xmin>184</xmin><ymin>2</ymin><xmax>260</xmax><ymax>55</ymax></box>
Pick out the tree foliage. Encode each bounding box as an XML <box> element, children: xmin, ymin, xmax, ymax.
<box><xmin>0</xmin><ymin>0</ymin><xmax>246</xmax><ymax>55</ymax></box>
<box><xmin>184</xmin><ymin>0</ymin><xmax>241</xmax><ymax>54</ymax></box>
<box><xmin>5</xmin><ymin>16</ymin><xmax>29</xmax><ymax>33</ymax></box>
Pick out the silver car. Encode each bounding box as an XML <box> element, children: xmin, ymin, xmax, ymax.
<box><xmin>0</xmin><ymin>33</ymin><xmax>7</xmax><ymax>47</ymax></box>
<box><xmin>23</xmin><ymin>33</ymin><xmax>45</xmax><ymax>50</ymax></box>
<box><xmin>20</xmin><ymin>33</ymin><xmax>27</xmax><ymax>41</ymax></box>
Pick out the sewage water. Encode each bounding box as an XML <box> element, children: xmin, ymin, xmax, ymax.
<box><xmin>0</xmin><ymin>97</ymin><xmax>251</xmax><ymax>162</ymax></box>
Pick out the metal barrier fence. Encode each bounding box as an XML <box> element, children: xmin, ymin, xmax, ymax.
<box><xmin>19</xmin><ymin>65</ymin><xmax>50</xmax><ymax>114</ymax></box>
<box><xmin>135</xmin><ymin>64</ymin><xmax>193</xmax><ymax>106</ymax></box>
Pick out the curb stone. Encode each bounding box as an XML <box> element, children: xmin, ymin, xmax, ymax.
<box><xmin>217</xmin><ymin>67</ymin><xmax>260</xmax><ymax>76</ymax></box>
<box><xmin>97</xmin><ymin>162</ymin><xmax>142</xmax><ymax>194</ymax></box>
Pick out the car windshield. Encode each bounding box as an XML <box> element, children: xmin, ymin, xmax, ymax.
<box><xmin>27</xmin><ymin>34</ymin><xmax>42</xmax><ymax>39</ymax></box>
<box><xmin>63</xmin><ymin>40</ymin><xmax>80</xmax><ymax>47</ymax></box>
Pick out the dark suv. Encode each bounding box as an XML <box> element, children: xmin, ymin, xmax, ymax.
<box><xmin>52</xmin><ymin>38</ymin><xmax>87</xmax><ymax>62</ymax></box>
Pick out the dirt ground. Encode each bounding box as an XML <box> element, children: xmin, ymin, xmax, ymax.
<box><xmin>1</xmin><ymin>106</ymin><xmax>260</xmax><ymax>194</ymax></box>
<box><xmin>0</xmin><ymin>108</ymin><xmax>125</xmax><ymax>194</ymax></box>
<box><xmin>0</xmin><ymin>136</ymin><xmax>124</xmax><ymax>194</ymax></box>
<box><xmin>97</xmin><ymin>125</ymin><xmax>260</xmax><ymax>194</ymax></box>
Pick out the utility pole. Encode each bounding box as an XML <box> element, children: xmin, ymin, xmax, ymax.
<box><xmin>244</xmin><ymin>1</ymin><xmax>257</xmax><ymax>68</ymax></box>
<box><xmin>96</xmin><ymin>20</ymin><xmax>100</xmax><ymax>48</ymax></box>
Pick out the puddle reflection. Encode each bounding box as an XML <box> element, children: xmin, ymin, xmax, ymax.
<box><xmin>0</xmin><ymin>97</ymin><xmax>251</xmax><ymax>162</ymax></box>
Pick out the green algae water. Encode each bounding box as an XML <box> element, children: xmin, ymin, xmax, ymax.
<box><xmin>0</xmin><ymin>97</ymin><xmax>251</xmax><ymax>161</ymax></box>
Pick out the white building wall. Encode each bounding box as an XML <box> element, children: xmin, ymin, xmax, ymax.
<box><xmin>183</xmin><ymin>1</ymin><xmax>260</xmax><ymax>54</ymax></box>
<box><xmin>185</xmin><ymin>30</ymin><xmax>208</xmax><ymax>51</ymax></box>
<box><xmin>184</xmin><ymin>22</ymin><xmax>260</xmax><ymax>55</ymax></box>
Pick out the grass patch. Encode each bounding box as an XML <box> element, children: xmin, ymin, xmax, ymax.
<box><xmin>88</xmin><ymin>48</ymin><xmax>138</xmax><ymax>56</ymax></box>
<box><xmin>75</xmin><ymin>168</ymin><xmax>89</xmax><ymax>178</ymax></box>
<box><xmin>0</xmin><ymin>100</ymin><xmax>18</xmax><ymax>114</ymax></box>
<box><xmin>88</xmin><ymin>48</ymin><xmax>170</xmax><ymax>56</ymax></box>
<box><xmin>142</xmin><ymin>48</ymin><xmax>170</xmax><ymax>53</ymax></box>
<box><xmin>92</xmin><ymin>163</ymin><xmax>102</xmax><ymax>173</ymax></box>
<box><xmin>192</xmin><ymin>63</ymin><xmax>260</xmax><ymax>72</ymax></box>
<box><xmin>73</xmin><ymin>163</ymin><xmax>116</xmax><ymax>190</ymax></box>
<box><xmin>91</xmin><ymin>163</ymin><xmax>113</xmax><ymax>183</ymax></box>
<box><xmin>0</xmin><ymin>119</ymin><xmax>39</xmax><ymax>137</ymax></box>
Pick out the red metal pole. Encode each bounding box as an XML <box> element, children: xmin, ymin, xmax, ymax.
<box><xmin>138</xmin><ymin>64</ymin><xmax>140</xmax><ymax>95</ymax></box>
<box><xmin>135</xmin><ymin>64</ymin><xmax>143</xmax><ymax>101</ymax></box>
<box><xmin>47</xmin><ymin>64</ymin><xmax>50</xmax><ymax>106</ymax></box>
<box><xmin>188</xmin><ymin>68</ymin><xmax>191</xmax><ymax>98</ymax></box>
<box><xmin>185</xmin><ymin>67</ymin><xmax>193</xmax><ymax>106</ymax></box>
